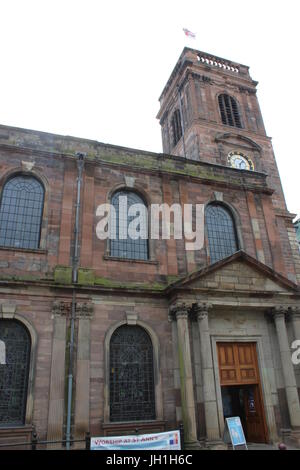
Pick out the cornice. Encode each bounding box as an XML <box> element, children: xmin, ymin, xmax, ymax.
<box><xmin>0</xmin><ymin>142</ymin><xmax>272</xmax><ymax>194</ymax></box>
<box><xmin>0</xmin><ymin>142</ymin><xmax>69</xmax><ymax>160</ymax></box>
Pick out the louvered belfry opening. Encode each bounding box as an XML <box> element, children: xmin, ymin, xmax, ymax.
<box><xmin>109</xmin><ymin>325</ymin><xmax>155</xmax><ymax>422</ymax></box>
<box><xmin>171</xmin><ymin>109</ymin><xmax>183</xmax><ymax>146</ymax></box>
<box><xmin>218</xmin><ymin>94</ymin><xmax>242</xmax><ymax>128</ymax></box>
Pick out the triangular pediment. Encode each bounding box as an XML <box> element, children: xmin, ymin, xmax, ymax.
<box><xmin>169</xmin><ymin>251</ymin><xmax>299</xmax><ymax>293</ymax></box>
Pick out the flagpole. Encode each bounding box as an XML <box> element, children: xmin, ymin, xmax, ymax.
<box><xmin>177</xmin><ymin>85</ymin><xmax>186</xmax><ymax>159</ymax></box>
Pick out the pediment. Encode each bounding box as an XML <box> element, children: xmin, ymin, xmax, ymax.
<box><xmin>170</xmin><ymin>251</ymin><xmax>299</xmax><ymax>293</ymax></box>
<box><xmin>215</xmin><ymin>133</ymin><xmax>261</xmax><ymax>152</ymax></box>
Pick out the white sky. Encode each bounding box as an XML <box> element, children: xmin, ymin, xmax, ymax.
<box><xmin>1</xmin><ymin>0</ymin><xmax>299</xmax><ymax>218</ymax></box>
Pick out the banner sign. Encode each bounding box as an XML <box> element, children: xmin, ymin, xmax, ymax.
<box><xmin>90</xmin><ymin>430</ymin><xmax>181</xmax><ymax>450</ymax></box>
<box><xmin>225</xmin><ymin>417</ymin><xmax>247</xmax><ymax>449</ymax></box>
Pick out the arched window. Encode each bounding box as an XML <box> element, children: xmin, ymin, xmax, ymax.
<box><xmin>109</xmin><ymin>325</ymin><xmax>155</xmax><ymax>422</ymax></box>
<box><xmin>206</xmin><ymin>203</ymin><xmax>238</xmax><ymax>263</ymax></box>
<box><xmin>171</xmin><ymin>109</ymin><xmax>183</xmax><ymax>147</ymax></box>
<box><xmin>0</xmin><ymin>175</ymin><xmax>44</xmax><ymax>249</ymax></box>
<box><xmin>110</xmin><ymin>190</ymin><xmax>149</xmax><ymax>260</ymax></box>
<box><xmin>218</xmin><ymin>94</ymin><xmax>242</xmax><ymax>128</ymax></box>
<box><xmin>0</xmin><ymin>320</ymin><xmax>31</xmax><ymax>426</ymax></box>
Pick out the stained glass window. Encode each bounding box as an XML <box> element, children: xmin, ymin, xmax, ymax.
<box><xmin>218</xmin><ymin>94</ymin><xmax>242</xmax><ymax>128</ymax></box>
<box><xmin>0</xmin><ymin>320</ymin><xmax>31</xmax><ymax>426</ymax></box>
<box><xmin>110</xmin><ymin>190</ymin><xmax>149</xmax><ymax>260</ymax></box>
<box><xmin>206</xmin><ymin>203</ymin><xmax>238</xmax><ymax>263</ymax></box>
<box><xmin>0</xmin><ymin>175</ymin><xmax>44</xmax><ymax>249</ymax></box>
<box><xmin>110</xmin><ymin>325</ymin><xmax>155</xmax><ymax>422</ymax></box>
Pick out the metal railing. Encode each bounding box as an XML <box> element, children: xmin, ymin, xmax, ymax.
<box><xmin>0</xmin><ymin>424</ymin><xmax>185</xmax><ymax>450</ymax></box>
<box><xmin>0</xmin><ymin>430</ymin><xmax>91</xmax><ymax>450</ymax></box>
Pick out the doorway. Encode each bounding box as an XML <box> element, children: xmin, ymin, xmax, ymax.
<box><xmin>217</xmin><ymin>342</ymin><xmax>268</xmax><ymax>444</ymax></box>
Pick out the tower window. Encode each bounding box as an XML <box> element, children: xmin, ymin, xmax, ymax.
<box><xmin>109</xmin><ymin>325</ymin><xmax>155</xmax><ymax>422</ymax></box>
<box><xmin>218</xmin><ymin>94</ymin><xmax>242</xmax><ymax>128</ymax></box>
<box><xmin>171</xmin><ymin>109</ymin><xmax>183</xmax><ymax>147</ymax></box>
<box><xmin>0</xmin><ymin>175</ymin><xmax>44</xmax><ymax>249</ymax></box>
<box><xmin>206</xmin><ymin>203</ymin><xmax>239</xmax><ymax>263</ymax></box>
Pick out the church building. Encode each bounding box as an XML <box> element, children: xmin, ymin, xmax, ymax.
<box><xmin>0</xmin><ymin>48</ymin><xmax>300</xmax><ymax>450</ymax></box>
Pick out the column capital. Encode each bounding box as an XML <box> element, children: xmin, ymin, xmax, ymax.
<box><xmin>194</xmin><ymin>302</ymin><xmax>212</xmax><ymax>321</ymax></box>
<box><xmin>52</xmin><ymin>301</ymin><xmax>71</xmax><ymax>317</ymax></box>
<box><xmin>288</xmin><ymin>306</ymin><xmax>300</xmax><ymax>319</ymax></box>
<box><xmin>169</xmin><ymin>302</ymin><xmax>191</xmax><ymax>321</ymax></box>
<box><xmin>76</xmin><ymin>302</ymin><xmax>94</xmax><ymax>319</ymax></box>
<box><xmin>267</xmin><ymin>306</ymin><xmax>288</xmax><ymax>321</ymax></box>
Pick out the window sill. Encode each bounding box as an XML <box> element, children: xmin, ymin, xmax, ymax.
<box><xmin>103</xmin><ymin>255</ymin><xmax>158</xmax><ymax>265</ymax></box>
<box><xmin>0</xmin><ymin>246</ymin><xmax>47</xmax><ymax>255</ymax></box>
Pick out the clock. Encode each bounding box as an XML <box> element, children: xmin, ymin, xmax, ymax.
<box><xmin>228</xmin><ymin>151</ymin><xmax>254</xmax><ymax>171</ymax></box>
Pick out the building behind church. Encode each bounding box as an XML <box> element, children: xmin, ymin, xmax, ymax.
<box><xmin>0</xmin><ymin>48</ymin><xmax>300</xmax><ymax>450</ymax></box>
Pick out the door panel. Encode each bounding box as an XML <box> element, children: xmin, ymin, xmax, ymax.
<box><xmin>237</xmin><ymin>344</ymin><xmax>258</xmax><ymax>384</ymax></box>
<box><xmin>243</xmin><ymin>385</ymin><xmax>266</xmax><ymax>443</ymax></box>
<box><xmin>218</xmin><ymin>343</ymin><xmax>238</xmax><ymax>384</ymax></box>
<box><xmin>218</xmin><ymin>343</ymin><xmax>259</xmax><ymax>385</ymax></box>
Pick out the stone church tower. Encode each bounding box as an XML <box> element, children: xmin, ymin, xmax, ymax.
<box><xmin>157</xmin><ymin>47</ymin><xmax>299</xmax><ymax>282</ymax></box>
<box><xmin>0</xmin><ymin>48</ymin><xmax>299</xmax><ymax>450</ymax></box>
<box><xmin>156</xmin><ymin>48</ymin><xmax>300</xmax><ymax>447</ymax></box>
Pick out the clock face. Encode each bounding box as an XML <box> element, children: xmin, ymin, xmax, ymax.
<box><xmin>228</xmin><ymin>152</ymin><xmax>254</xmax><ymax>171</ymax></box>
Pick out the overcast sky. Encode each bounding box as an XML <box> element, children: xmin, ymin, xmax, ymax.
<box><xmin>1</xmin><ymin>0</ymin><xmax>299</xmax><ymax>218</ymax></box>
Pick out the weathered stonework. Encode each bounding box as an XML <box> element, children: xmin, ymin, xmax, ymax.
<box><xmin>0</xmin><ymin>47</ymin><xmax>299</xmax><ymax>449</ymax></box>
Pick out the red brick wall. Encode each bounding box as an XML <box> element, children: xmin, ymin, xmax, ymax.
<box><xmin>0</xmin><ymin>130</ymin><xmax>298</xmax><ymax>283</ymax></box>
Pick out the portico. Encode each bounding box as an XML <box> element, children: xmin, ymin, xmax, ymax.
<box><xmin>168</xmin><ymin>251</ymin><xmax>300</xmax><ymax>448</ymax></box>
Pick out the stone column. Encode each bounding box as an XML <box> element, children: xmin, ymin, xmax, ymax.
<box><xmin>47</xmin><ymin>301</ymin><xmax>69</xmax><ymax>447</ymax></box>
<box><xmin>170</xmin><ymin>303</ymin><xmax>200</xmax><ymax>449</ymax></box>
<box><xmin>290</xmin><ymin>307</ymin><xmax>300</xmax><ymax>343</ymax></box>
<box><xmin>195</xmin><ymin>303</ymin><xmax>221</xmax><ymax>444</ymax></box>
<box><xmin>272</xmin><ymin>307</ymin><xmax>300</xmax><ymax>428</ymax></box>
<box><xmin>74</xmin><ymin>302</ymin><xmax>93</xmax><ymax>444</ymax></box>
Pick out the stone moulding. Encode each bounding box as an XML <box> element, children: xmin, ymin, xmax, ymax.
<box><xmin>51</xmin><ymin>301</ymin><xmax>94</xmax><ymax>319</ymax></box>
<box><xmin>0</xmin><ymin>137</ymin><xmax>272</xmax><ymax>194</ymax></box>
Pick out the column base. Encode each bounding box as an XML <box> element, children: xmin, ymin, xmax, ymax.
<box><xmin>289</xmin><ymin>430</ymin><xmax>300</xmax><ymax>448</ymax></box>
<box><xmin>280</xmin><ymin>428</ymin><xmax>300</xmax><ymax>449</ymax></box>
<box><xmin>184</xmin><ymin>440</ymin><xmax>204</xmax><ymax>450</ymax></box>
<box><xmin>204</xmin><ymin>439</ymin><xmax>227</xmax><ymax>450</ymax></box>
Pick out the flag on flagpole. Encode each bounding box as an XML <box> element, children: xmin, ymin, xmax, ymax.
<box><xmin>183</xmin><ymin>28</ymin><xmax>196</xmax><ymax>39</ymax></box>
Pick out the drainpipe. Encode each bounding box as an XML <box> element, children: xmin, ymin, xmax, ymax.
<box><xmin>66</xmin><ymin>152</ymin><xmax>85</xmax><ymax>450</ymax></box>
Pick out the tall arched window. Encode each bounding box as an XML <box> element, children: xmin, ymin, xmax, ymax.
<box><xmin>0</xmin><ymin>320</ymin><xmax>31</xmax><ymax>426</ymax></box>
<box><xmin>171</xmin><ymin>109</ymin><xmax>183</xmax><ymax>147</ymax></box>
<box><xmin>218</xmin><ymin>94</ymin><xmax>242</xmax><ymax>128</ymax></box>
<box><xmin>206</xmin><ymin>203</ymin><xmax>238</xmax><ymax>263</ymax></box>
<box><xmin>109</xmin><ymin>325</ymin><xmax>155</xmax><ymax>422</ymax></box>
<box><xmin>0</xmin><ymin>175</ymin><xmax>44</xmax><ymax>249</ymax></box>
<box><xmin>110</xmin><ymin>190</ymin><xmax>149</xmax><ymax>260</ymax></box>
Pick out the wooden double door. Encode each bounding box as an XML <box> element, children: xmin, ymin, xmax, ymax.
<box><xmin>217</xmin><ymin>342</ymin><xmax>268</xmax><ymax>444</ymax></box>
